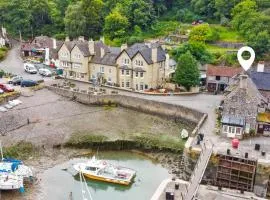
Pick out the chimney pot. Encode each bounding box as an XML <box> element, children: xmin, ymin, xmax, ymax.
<box><xmin>152</xmin><ymin>47</ymin><xmax>158</xmax><ymax>63</ymax></box>
<box><xmin>239</xmin><ymin>75</ymin><xmax>248</xmax><ymax>89</ymax></box>
<box><xmin>121</xmin><ymin>43</ymin><xmax>128</xmax><ymax>52</ymax></box>
<box><xmin>78</xmin><ymin>36</ymin><xmax>85</xmax><ymax>42</ymax></box>
<box><xmin>257</xmin><ymin>61</ymin><xmax>265</xmax><ymax>72</ymax></box>
<box><xmin>88</xmin><ymin>39</ymin><xmax>95</xmax><ymax>55</ymax></box>
<box><xmin>100</xmin><ymin>47</ymin><xmax>105</xmax><ymax>58</ymax></box>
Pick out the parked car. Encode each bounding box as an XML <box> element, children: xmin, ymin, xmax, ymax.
<box><xmin>0</xmin><ymin>88</ymin><xmax>4</xmax><ymax>94</ymax></box>
<box><xmin>20</xmin><ymin>80</ymin><xmax>38</xmax><ymax>87</ymax></box>
<box><xmin>8</xmin><ymin>76</ymin><xmax>23</xmax><ymax>85</ymax></box>
<box><xmin>0</xmin><ymin>83</ymin><xmax>14</xmax><ymax>92</ymax></box>
<box><xmin>39</xmin><ymin>68</ymin><xmax>52</xmax><ymax>77</ymax></box>
<box><xmin>24</xmin><ymin>63</ymin><xmax>37</xmax><ymax>74</ymax></box>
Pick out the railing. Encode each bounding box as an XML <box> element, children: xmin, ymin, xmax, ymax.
<box><xmin>184</xmin><ymin>139</ymin><xmax>214</xmax><ymax>200</ymax></box>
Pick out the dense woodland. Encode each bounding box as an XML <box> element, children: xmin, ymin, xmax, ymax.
<box><xmin>0</xmin><ymin>0</ymin><xmax>270</xmax><ymax>89</ymax></box>
<box><xmin>0</xmin><ymin>0</ymin><xmax>270</xmax><ymax>57</ymax></box>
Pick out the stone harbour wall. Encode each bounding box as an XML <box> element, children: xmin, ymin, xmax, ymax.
<box><xmin>47</xmin><ymin>86</ymin><xmax>205</xmax><ymax>124</ymax></box>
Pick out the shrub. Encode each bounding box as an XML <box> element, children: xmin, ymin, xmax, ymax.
<box><xmin>3</xmin><ymin>142</ymin><xmax>37</xmax><ymax>160</ymax></box>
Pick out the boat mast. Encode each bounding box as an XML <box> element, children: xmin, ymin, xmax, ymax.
<box><xmin>0</xmin><ymin>141</ymin><xmax>3</xmax><ymax>160</ymax></box>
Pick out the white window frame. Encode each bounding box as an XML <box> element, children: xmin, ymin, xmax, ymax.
<box><xmin>100</xmin><ymin>66</ymin><xmax>104</xmax><ymax>73</ymax></box>
<box><xmin>73</xmin><ymin>63</ymin><xmax>81</xmax><ymax>68</ymax></box>
<box><xmin>126</xmin><ymin>70</ymin><xmax>130</xmax><ymax>76</ymax></box>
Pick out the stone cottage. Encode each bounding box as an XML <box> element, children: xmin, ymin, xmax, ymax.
<box><xmin>206</xmin><ymin>65</ymin><xmax>243</xmax><ymax>92</ymax></box>
<box><xmin>221</xmin><ymin>74</ymin><xmax>268</xmax><ymax>138</ymax></box>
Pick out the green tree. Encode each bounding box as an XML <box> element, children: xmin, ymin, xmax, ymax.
<box><xmin>64</xmin><ymin>2</ymin><xmax>87</xmax><ymax>39</ymax></box>
<box><xmin>172</xmin><ymin>42</ymin><xmax>213</xmax><ymax>65</ymax></box>
<box><xmin>231</xmin><ymin>0</ymin><xmax>270</xmax><ymax>57</ymax></box>
<box><xmin>214</xmin><ymin>0</ymin><xmax>241</xmax><ymax>20</ymax></box>
<box><xmin>123</xmin><ymin>0</ymin><xmax>156</xmax><ymax>30</ymax></box>
<box><xmin>104</xmin><ymin>10</ymin><xmax>129</xmax><ymax>40</ymax></box>
<box><xmin>248</xmin><ymin>31</ymin><xmax>270</xmax><ymax>59</ymax></box>
<box><xmin>189</xmin><ymin>23</ymin><xmax>211</xmax><ymax>43</ymax></box>
<box><xmin>81</xmin><ymin>0</ymin><xmax>105</xmax><ymax>38</ymax></box>
<box><xmin>174</xmin><ymin>51</ymin><xmax>200</xmax><ymax>91</ymax></box>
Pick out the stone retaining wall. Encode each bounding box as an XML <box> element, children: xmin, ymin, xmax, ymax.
<box><xmin>211</xmin><ymin>42</ymin><xmax>244</xmax><ymax>49</ymax></box>
<box><xmin>47</xmin><ymin>86</ymin><xmax>205</xmax><ymax>124</ymax></box>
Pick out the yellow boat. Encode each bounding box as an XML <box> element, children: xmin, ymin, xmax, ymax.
<box><xmin>73</xmin><ymin>156</ymin><xmax>136</xmax><ymax>186</ymax></box>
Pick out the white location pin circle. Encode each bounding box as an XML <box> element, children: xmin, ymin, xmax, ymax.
<box><xmin>237</xmin><ymin>46</ymin><xmax>255</xmax><ymax>71</ymax></box>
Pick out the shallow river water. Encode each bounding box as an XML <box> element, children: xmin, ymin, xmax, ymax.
<box><xmin>40</xmin><ymin>151</ymin><xmax>170</xmax><ymax>200</ymax></box>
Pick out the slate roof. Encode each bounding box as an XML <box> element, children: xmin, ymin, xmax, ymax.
<box><xmin>222</xmin><ymin>115</ymin><xmax>245</xmax><ymax>126</ymax></box>
<box><xmin>31</xmin><ymin>36</ymin><xmax>54</xmax><ymax>49</ymax></box>
<box><xmin>122</xmin><ymin>43</ymin><xmax>166</xmax><ymax>64</ymax></box>
<box><xmin>91</xmin><ymin>42</ymin><xmax>120</xmax><ymax>66</ymax></box>
<box><xmin>207</xmin><ymin>65</ymin><xmax>243</xmax><ymax>77</ymax></box>
<box><xmin>249</xmin><ymin>71</ymin><xmax>270</xmax><ymax>91</ymax></box>
<box><xmin>225</xmin><ymin>76</ymin><xmax>267</xmax><ymax>103</ymax></box>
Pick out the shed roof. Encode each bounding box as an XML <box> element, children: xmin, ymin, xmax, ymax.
<box><xmin>222</xmin><ymin>115</ymin><xmax>245</xmax><ymax>126</ymax></box>
<box><xmin>207</xmin><ymin>65</ymin><xmax>243</xmax><ymax>77</ymax></box>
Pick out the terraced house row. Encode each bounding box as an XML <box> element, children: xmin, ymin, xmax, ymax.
<box><xmin>57</xmin><ymin>37</ymin><xmax>175</xmax><ymax>91</ymax></box>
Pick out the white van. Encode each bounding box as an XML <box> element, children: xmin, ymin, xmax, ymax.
<box><xmin>24</xmin><ymin>63</ymin><xmax>37</xmax><ymax>74</ymax></box>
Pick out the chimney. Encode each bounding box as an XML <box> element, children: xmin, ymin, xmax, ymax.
<box><xmin>88</xmin><ymin>39</ymin><xmax>95</xmax><ymax>55</ymax></box>
<box><xmin>165</xmin><ymin>53</ymin><xmax>169</xmax><ymax>69</ymax></box>
<box><xmin>239</xmin><ymin>75</ymin><xmax>248</xmax><ymax>89</ymax></box>
<box><xmin>52</xmin><ymin>38</ymin><xmax>57</xmax><ymax>49</ymax></box>
<box><xmin>257</xmin><ymin>61</ymin><xmax>265</xmax><ymax>72</ymax></box>
<box><xmin>151</xmin><ymin>47</ymin><xmax>158</xmax><ymax>63</ymax></box>
<box><xmin>100</xmin><ymin>36</ymin><xmax>105</xmax><ymax>43</ymax></box>
<box><xmin>100</xmin><ymin>47</ymin><xmax>105</xmax><ymax>58</ymax></box>
<box><xmin>78</xmin><ymin>36</ymin><xmax>84</xmax><ymax>42</ymax></box>
<box><xmin>1</xmin><ymin>27</ymin><xmax>6</xmax><ymax>37</ymax></box>
<box><xmin>65</xmin><ymin>36</ymin><xmax>70</xmax><ymax>42</ymax></box>
<box><xmin>121</xmin><ymin>43</ymin><xmax>128</xmax><ymax>52</ymax></box>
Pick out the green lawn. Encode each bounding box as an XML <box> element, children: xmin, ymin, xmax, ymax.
<box><xmin>210</xmin><ymin>25</ymin><xmax>244</xmax><ymax>43</ymax></box>
<box><xmin>206</xmin><ymin>44</ymin><xmax>237</xmax><ymax>54</ymax></box>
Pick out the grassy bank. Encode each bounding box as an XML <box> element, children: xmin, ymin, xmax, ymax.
<box><xmin>65</xmin><ymin>131</ymin><xmax>185</xmax><ymax>153</ymax></box>
<box><xmin>3</xmin><ymin>141</ymin><xmax>39</xmax><ymax>160</ymax></box>
<box><xmin>0</xmin><ymin>47</ymin><xmax>8</xmax><ymax>61</ymax></box>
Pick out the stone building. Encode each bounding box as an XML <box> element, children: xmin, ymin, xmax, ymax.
<box><xmin>221</xmin><ymin>74</ymin><xmax>268</xmax><ymax>138</ymax></box>
<box><xmin>206</xmin><ymin>65</ymin><xmax>243</xmax><ymax>92</ymax></box>
<box><xmin>58</xmin><ymin>38</ymin><xmax>173</xmax><ymax>91</ymax></box>
<box><xmin>116</xmin><ymin>43</ymin><xmax>169</xmax><ymax>90</ymax></box>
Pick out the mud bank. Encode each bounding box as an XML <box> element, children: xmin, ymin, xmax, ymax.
<box><xmin>0</xmin><ymin>145</ymin><xmax>188</xmax><ymax>200</ymax></box>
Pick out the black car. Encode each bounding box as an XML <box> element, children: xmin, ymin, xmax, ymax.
<box><xmin>8</xmin><ymin>76</ymin><xmax>23</xmax><ymax>85</ymax></box>
<box><xmin>20</xmin><ymin>80</ymin><xmax>38</xmax><ymax>87</ymax></box>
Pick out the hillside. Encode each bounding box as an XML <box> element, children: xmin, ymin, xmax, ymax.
<box><xmin>0</xmin><ymin>0</ymin><xmax>269</xmax><ymax>62</ymax></box>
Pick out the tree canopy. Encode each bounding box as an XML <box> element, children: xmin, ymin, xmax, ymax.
<box><xmin>174</xmin><ymin>51</ymin><xmax>200</xmax><ymax>91</ymax></box>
